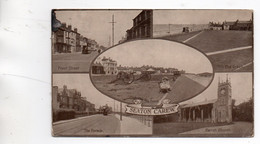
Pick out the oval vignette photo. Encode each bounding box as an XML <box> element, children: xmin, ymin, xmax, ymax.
<box><xmin>90</xmin><ymin>39</ymin><xmax>214</xmax><ymax>106</ymax></box>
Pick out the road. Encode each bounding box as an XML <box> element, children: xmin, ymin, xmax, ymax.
<box><xmin>53</xmin><ymin>114</ymin><xmax>120</xmax><ymax>136</ymax></box>
<box><xmin>52</xmin><ymin>51</ymin><xmax>99</xmax><ymax>73</ymax></box>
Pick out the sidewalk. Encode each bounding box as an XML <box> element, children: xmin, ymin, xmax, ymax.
<box><xmin>115</xmin><ymin>114</ymin><xmax>152</xmax><ymax>135</ymax></box>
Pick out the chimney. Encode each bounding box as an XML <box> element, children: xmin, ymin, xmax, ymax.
<box><xmin>68</xmin><ymin>25</ymin><xmax>72</xmax><ymax>30</ymax></box>
<box><xmin>62</xmin><ymin>23</ymin><xmax>66</xmax><ymax>28</ymax></box>
<box><xmin>74</xmin><ymin>28</ymin><xmax>77</xmax><ymax>33</ymax></box>
<box><xmin>63</xmin><ymin>85</ymin><xmax>67</xmax><ymax>90</ymax></box>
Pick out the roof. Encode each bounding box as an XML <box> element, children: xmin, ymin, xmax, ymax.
<box><xmin>147</xmin><ymin>68</ymin><xmax>155</xmax><ymax>71</ymax></box>
<box><xmin>58</xmin><ymin>88</ymin><xmax>78</xmax><ymax>97</ymax></box>
<box><xmin>181</xmin><ymin>99</ymin><xmax>217</xmax><ymax>108</ymax></box>
<box><xmin>224</xmin><ymin>21</ymin><xmax>235</xmax><ymax>25</ymax></box>
<box><xmin>237</xmin><ymin>20</ymin><xmax>252</xmax><ymax>24</ymax></box>
<box><xmin>92</xmin><ymin>63</ymin><xmax>103</xmax><ymax>67</ymax></box>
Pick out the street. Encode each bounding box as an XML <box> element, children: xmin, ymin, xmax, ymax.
<box><xmin>52</xmin><ymin>52</ymin><xmax>99</xmax><ymax>73</ymax></box>
<box><xmin>53</xmin><ymin>114</ymin><xmax>120</xmax><ymax>136</ymax></box>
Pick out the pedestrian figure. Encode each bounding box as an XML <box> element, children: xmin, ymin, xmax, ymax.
<box><xmin>159</xmin><ymin>76</ymin><xmax>171</xmax><ymax>93</ymax></box>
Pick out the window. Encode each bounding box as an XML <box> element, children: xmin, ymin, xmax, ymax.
<box><xmin>144</xmin><ymin>25</ymin><xmax>147</xmax><ymax>36</ymax></box>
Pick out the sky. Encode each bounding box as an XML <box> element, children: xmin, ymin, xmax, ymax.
<box><xmin>95</xmin><ymin>39</ymin><xmax>213</xmax><ymax>74</ymax></box>
<box><xmin>55</xmin><ymin>10</ymin><xmax>252</xmax><ymax>47</ymax></box>
<box><xmin>153</xmin><ymin>10</ymin><xmax>252</xmax><ymax>24</ymax></box>
<box><xmin>55</xmin><ymin>10</ymin><xmax>141</xmax><ymax>47</ymax></box>
<box><xmin>181</xmin><ymin>73</ymin><xmax>253</xmax><ymax>106</ymax></box>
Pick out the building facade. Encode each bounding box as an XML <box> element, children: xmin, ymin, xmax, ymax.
<box><xmin>53</xmin><ymin>22</ymin><xmax>98</xmax><ymax>54</ymax></box>
<box><xmin>52</xmin><ymin>85</ymin><xmax>95</xmax><ymax>112</ymax></box>
<box><xmin>126</xmin><ymin>10</ymin><xmax>153</xmax><ymax>40</ymax></box>
<box><xmin>101</xmin><ymin>57</ymin><xmax>118</xmax><ymax>75</ymax></box>
<box><xmin>179</xmin><ymin>76</ymin><xmax>232</xmax><ymax>123</ymax></box>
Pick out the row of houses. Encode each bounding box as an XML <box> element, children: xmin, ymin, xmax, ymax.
<box><xmin>209</xmin><ymin>20</ymin><xmax>253</xmax><ymax>31</ymax></box>
<box><xmin>52</xmin><ymin>22</ymin><xmax>98</xmax><ymax>53</ymax></box>
<box><xmin>117</xmin><ymin>65</ymin><xmax>184</xmax><ymax>75</ymax></box>
<box><xmin>52</xmin><ymin>85</ymin><xmax>95</xmax><ymax>112</ymax></box>
<box><xmin>91</xmin><ymin>56</ymin><xmax>184</xmax><ymax>75</ymax></box>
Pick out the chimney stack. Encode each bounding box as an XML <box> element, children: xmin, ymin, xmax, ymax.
<box><xmin>68</xmin><ymin>25</ymin><xmax>72</xmax><ymax>30</ymax></box>
<box><xmin>62</xmin><ymin>23</ymin><xmax>66</xmax><ymax>28</ymax></box>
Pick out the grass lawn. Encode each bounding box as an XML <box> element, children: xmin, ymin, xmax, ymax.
<box><xmin>186</xmin><ymin>30</ymin><xmax>253</xmax><ymax>53</ymax></box>
<box><xmin>159</xmin><ymin>31</ymin><xmax>202</xmax><ymax>42</ymax></box>
<box><xmin>208</xmin><ymin>49</ymin><xmax>253</xmax><ymax>72</ymax></box>
<box><xmin>91</xmin><ymin>74</ymin><xmax>212</xmax><ymax>104</ymax></box>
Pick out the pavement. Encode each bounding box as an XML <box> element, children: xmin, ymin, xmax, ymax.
<box><xmin>114</xmin><ymin>114</ymin><xmax>153</xmax><ymax>135</ymax></box>
<box><xmin>52</xmin><ymin>114</ymin><xmax>120</xmax><ymax>136</ymax></box>
<box><xmin>52</xmin><ymin>51</ymin><xmax>99</xmax><ymax>73</ymax></box>
<box><xmin>52</xmin><ymin>113</ymin><xmax>152</xmax><ymax>136</ymax></box>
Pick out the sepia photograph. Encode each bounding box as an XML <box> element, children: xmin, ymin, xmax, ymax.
<box><xmin>153</xmin><ymin>73</ymin><xmax>253</xmax><ymax>137</ymax></box>
<box><xmin>52</xmin><ymin>9</ymin><xmax>253</xmax><ymax>73</ymax></box>
<box><xmin>52</xmin><ymin>74</ymin><xmax>153</xmax><ymax>136</ymax></box>
<box><xmin>90</xmin><ymin>39</ymin><xmax>213</xmax><ymax>106</ymax></box>
<box><xmin>50</xmin><ymin>9</ymin><xmax>254</xmax><ymax>137</ymax></box>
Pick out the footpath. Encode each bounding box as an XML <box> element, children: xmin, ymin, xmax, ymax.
<box><xmin>115</xmin><ymin>114</ymin><xmax>153</xmax><ymax>135</ymax></box>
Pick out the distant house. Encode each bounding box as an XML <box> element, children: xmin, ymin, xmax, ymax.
<box><xmin>223</xmin><ymin>20</ymin><xmax>253</xmax><ymax>31</ymax></box>
<box><xmin>209</xmin><ymin>22</ymin><xmax>223</xmax><ymax>30</ymax></box>
<box><xmin>117</xmin><ymin>66</ymin><xmax>129</xmax><ymax>72</ymax></box>
<box><xmin>132</xmin><ymin>67</ymin><xmax>142</xmax><ymax>74</ymax></box>
<box><xmin>234</xmin><ymin>20</ymin><xmax>253</xmax><ymax>31</ymax></box>
<box><xmin>92</xmin><ymin>63</ymin><xmax>105</xmax><ymax>74</ymax></box>
<box><xmin>223</xmin><ymin>21</ymin><xmax>236</xmax><ymax>30</ymax></box>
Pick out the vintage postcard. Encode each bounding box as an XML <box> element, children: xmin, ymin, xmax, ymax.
<box><xmin>51</xmin><ymin>9</ymin><xmax>253</xmax><ymax>137</ymax></box>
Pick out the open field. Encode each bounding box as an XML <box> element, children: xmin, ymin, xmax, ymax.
<box><xmin>52</xmin><ymin>52</ymin><xmax>99</xmax><ymax>73</ymax></box>
<box><xmin>186</xmin><ymin>30</ymin><xmax>253</xmax><ymax>53</ymax></box>
<box><xmin>153</xmin><ymin>121</ymin><xmax>253</xmax><ymax>137</ymax></box>
<box><xmin>160</xmin><ymin>30</ymin><xmax>253</xmax><ymax>72</ymax></box>
<box><xmin>91</xmin><ymin>74</ymin><xmax>212</xmax><ymax>105</ymax></box>
<box><xmin>208</xmin><ymin>49</ymin><xmax>253</xmax><ymax>72</ymax></box>
<box><xmin>160</xmin><ymin>31</ymin><xmax>202</xmax><ymax>42</ymax></box>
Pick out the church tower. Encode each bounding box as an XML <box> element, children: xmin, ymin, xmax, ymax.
<box><xmin>216</xmin><ymin>75</ymin><xmax>232</xmax><ymax>123</ymax></box>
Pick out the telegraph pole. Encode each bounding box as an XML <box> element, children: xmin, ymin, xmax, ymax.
<box><xmin>109</xmin><ymin>14</ymin><xmax>116</xmax><ymax>46</ymax></box>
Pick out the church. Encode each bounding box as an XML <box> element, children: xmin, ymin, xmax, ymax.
<box><xmin>178</xmin><ymin>76</ymin><xmax>232</xmax><ymax>123</ymax></box>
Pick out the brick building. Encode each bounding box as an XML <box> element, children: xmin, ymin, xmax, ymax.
<box><xmin>126</xmin><ymin>10</ymin><xmax>153</xmax><ymax>40</ymax></box>
<box><xmin>53</xmin><ymin>22</ymin><xmax>98</xmax><ymax>54</ymax></box>
<box><xmin>52</xmin><ymin>85</ymin><xmax>95</xmax><ymax>112</ymax></box>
